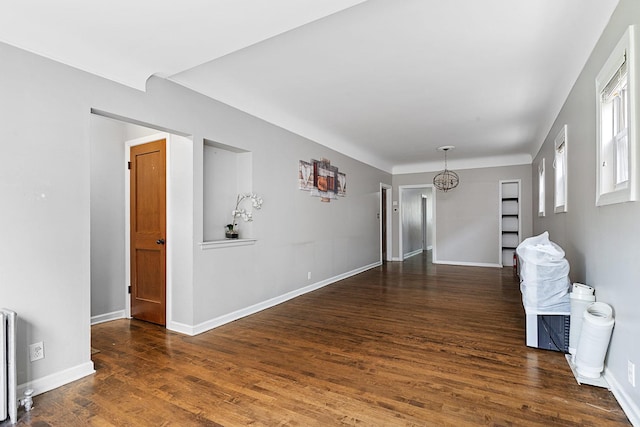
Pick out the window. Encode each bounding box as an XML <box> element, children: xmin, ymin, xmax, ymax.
<box><xmin>554</xmin><ymin>126</ymin><xmax>568</xmax><ymax>213</ymax></box>
<box><xmin>596</xmin><ymin>26</ymin><xmax>637</xmax><ymax>206</ymax></box>
<box><xmin>538</xmin><ymin>158</ymin><xmax>546</xmax><ymax>217</ymax></box>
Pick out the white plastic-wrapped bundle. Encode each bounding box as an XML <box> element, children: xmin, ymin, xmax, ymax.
<box><xmin>575</xmin><ymin>302</ymin><xmax>615</xmax><ymax>378</ymax></box>
<box><xmin>516</xmin><ymin>232</ymin><xmax>571</xmax><ymax>313</ymax></box>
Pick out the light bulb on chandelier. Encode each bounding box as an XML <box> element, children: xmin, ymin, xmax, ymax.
<box><xmin>433</xmin><ymin>145</ymin><xmax>459</xmax><ymax>192</ymax></box>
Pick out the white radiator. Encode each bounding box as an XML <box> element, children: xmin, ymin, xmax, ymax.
<box><xmin>0</xmin><ymin>309</ymin><xmax>17</xmax><ymax>424</ymax></box>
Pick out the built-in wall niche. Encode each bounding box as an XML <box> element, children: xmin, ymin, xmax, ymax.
<box><xmin>203</xmin><ymin>139</ymin><xmax>254</xmax><ymax>242</ymax></box>
<box><xmin>499</xmin><ymin>180</ymin><xmax>521</xmax><ymax>267</ymax></box>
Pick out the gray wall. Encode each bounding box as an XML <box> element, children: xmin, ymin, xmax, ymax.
<box><xmin>192</xmin><ymin>135</ymin><xmax>387</xmax><ymax>327</ymax></box>
<box><xmin>532</xmin><ymin>0</ymin><xmax>640</xmax><ymax>418</ymax></box>
<box><xmin>393</xmin><ymin>165</ymin><xmax>532</xmax><ymax>266</ymax></box>
<box><xmin>1</xmin><ymin>41</ymin><xmax>390</xmax><ymax>395</ymax></box>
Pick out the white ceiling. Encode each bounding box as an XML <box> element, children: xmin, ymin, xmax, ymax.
<box><xmin>1</xmin><ymin>0</ymin><xmax>619</xmax><ymax>173</ymax></box>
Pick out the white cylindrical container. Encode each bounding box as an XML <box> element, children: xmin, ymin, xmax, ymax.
<box><xmin>575</xmin><ymin>302</ymin><xmax>615</xmax><ymax>379</ymax></box>
<box><xmin>569</xmin><ymin>283</ymin><xmax>595</xmax><ymax>355</ymax></box>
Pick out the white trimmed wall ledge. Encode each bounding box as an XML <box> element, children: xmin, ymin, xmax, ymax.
<box><xmin>199</xmin><ymin>239</ymin><xmax>257</xmax><ymax>250</ymax></box>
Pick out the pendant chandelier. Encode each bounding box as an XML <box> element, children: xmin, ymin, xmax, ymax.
<box><xmin>433</xmin><ymin>145</ymin><xmax>459</xmax><ymax>192</ymax></box>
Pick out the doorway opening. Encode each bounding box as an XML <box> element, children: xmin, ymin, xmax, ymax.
<box><xmin>398</xmin><ymin>184</ymin><xmax>436</xmax><ymax>262</ymax></box>
<box><xmin>89</xmin><ymin>111</ymin><xmax>192</xmax><ymax>330</ymax></box>
<box><xmin>380</xmin><ymin>183</ymin><xmax>392</xmax><ymax>263</ymax></box>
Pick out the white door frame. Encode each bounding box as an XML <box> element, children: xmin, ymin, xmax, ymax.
<box><xmin>380</xmin><ymin>183</ymin><xmax>392</xmax><ymax>263</ymax></box>
<box><xmin>422</xmin><ymin>195</ymin><xmax>428</xmax><ymax>250</ymax></box>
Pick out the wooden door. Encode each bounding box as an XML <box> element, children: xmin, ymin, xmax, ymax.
<box><xmin>130</xmin><ymin>139</ymin><xmax>166</xmax><ymax>325</ymax></box>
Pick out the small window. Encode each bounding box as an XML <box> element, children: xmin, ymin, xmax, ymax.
<box><xmin>554</xmin><ymin>126</ymin><xmax>568</xmax><ymax>213</ymax></box>
<box><xmin>538</xmin><ymin>158</ymin><xmax>546</xmax><ymax>217</ymax></box>
<box><xmin>596</xmin><ymin>26</ymin><xmax>637</xmax><ymax>206</ymax></box>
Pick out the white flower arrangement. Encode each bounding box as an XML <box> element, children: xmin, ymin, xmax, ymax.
<box><xmin>226</xmin><ymin>193</ymin><xmax>263</xmax><ymax>237</ymax></box>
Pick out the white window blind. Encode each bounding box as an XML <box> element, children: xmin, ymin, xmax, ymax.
<box><xmin>554</xmin><ymin>126</ymin><xmax>568</xmax><ymax>213</ymax></box>
<box><xmin>538</xmin><ymin>159</ymin><xmax>545</xmax><ymax>217</ymax></box>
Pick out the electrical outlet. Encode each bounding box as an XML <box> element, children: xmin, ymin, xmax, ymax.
<box><xmin>629</xmin><ymin>360</ymin><xmax>636</xmax><ymax>387</ymax></box>
<box><xmin>307</xmin><ymin>271</ymin><xmax>312</xmax><ymax>280</ymax></box>
<box><xmin>29</xmin><ymin>342</ymin><xmax>44</xmax><ymax>362</ymax></box>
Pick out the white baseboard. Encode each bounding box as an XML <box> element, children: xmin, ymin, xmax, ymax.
<box><xmin>91</xmin><ymin>310</ymin><xmax>126</xmax><ymax>325</ymax></box>
<box><xmin>17</xmin><ymin>361</ymin><xmax>95</xmax><ymax>401</ymax></box>
<box><xmin>432</xmin><ymin>259</ymin><xmax>502</xmax><ymax>268</ymax></box>
<box><xmin>167</xmin><ymin>320</ymin><xmax>197</xmax><ymax>336</ymax></box>
<box><xmin>403</xmin><ymin>249</ymin><xmax>423</xmax><ymax>259</ymax></box>
<box><xmin>168</xmin><ymin>261</ymin><xmax>381</xmax><ymax>336</ymax></box>
<box><xmin>391</xmin><ymin>257</ymin><xmax>403</xmax><ymax>262</ymax></box>
<box><xmin>604</xmin><ymin>368</ymin><xmax>640</xmax><ymax>426</ymax></box>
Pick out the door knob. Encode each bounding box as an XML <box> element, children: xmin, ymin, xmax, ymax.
<box><xmin>156</xmin><ymin>239</ymin><xmax>165</xmax><ymax>245</ymax></box>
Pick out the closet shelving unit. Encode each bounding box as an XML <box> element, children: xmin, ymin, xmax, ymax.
<box><xmin>499</xmin><ymin>180</ymin><xmax>521</xmax><ymax>267</ymax></box>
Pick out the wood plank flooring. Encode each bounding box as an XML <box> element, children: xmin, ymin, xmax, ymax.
<box><xmin>7</xmin><ymin>253</ymin><xmax>631</xmax><ymax>426</ymax></box>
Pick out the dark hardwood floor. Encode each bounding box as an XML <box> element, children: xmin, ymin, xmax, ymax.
<box><xmin>8</xmin><ymin>252</ymin><xmax>630</xmax><ymax>426</ymax></box>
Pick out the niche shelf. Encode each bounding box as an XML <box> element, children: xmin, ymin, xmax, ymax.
<box><xmin>199</xmin><ymin>239</ymin><xmax>257</xmax><ymax>250</ymax></box>
<box><xmin>202</xmin><ymin>139</ymin><xmax>255</xmax><ymax>242</ymax></box>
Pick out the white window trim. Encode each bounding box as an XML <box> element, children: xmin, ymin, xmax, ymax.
<box><xmin>538</xmin><ymin>158</ymin><xmax>546</xmax><ymax>217</ymax></box>
<box><xmin>554</xmin><ymin>125</ymin><xmax>568</xmax><ymax>213</ymax></box>
<box><xmin>596</xmin><ymin>25</ymin><xmax>637</xmax><ymax>206</ymax></box>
